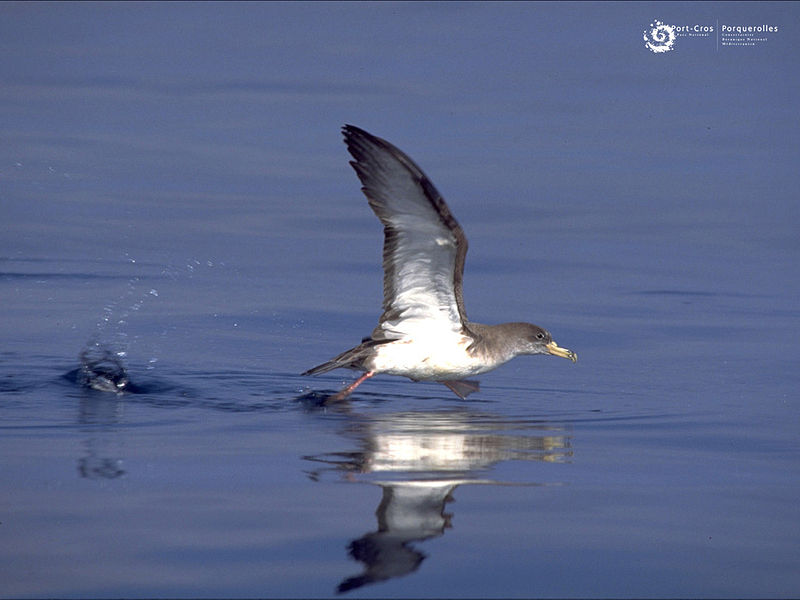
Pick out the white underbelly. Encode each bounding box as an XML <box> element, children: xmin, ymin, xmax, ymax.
<box><xmin>367</xmin><ymin>334</ymin><xmax>493</xmax><ymax>380</ymax></box>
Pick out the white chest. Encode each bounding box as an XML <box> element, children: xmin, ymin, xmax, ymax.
<box><xmin>367</xmin><ymin>333</ymin><xmax>497</xmax><ymax>381</ymax></box>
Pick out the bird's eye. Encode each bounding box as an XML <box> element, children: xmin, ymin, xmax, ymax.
<box><xmin>536</xmin><ymin>332</ymin><xmax>545</xmax><ymax>340</ymax></box>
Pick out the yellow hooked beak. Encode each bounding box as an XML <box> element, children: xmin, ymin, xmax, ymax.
<box><xmin>546</xmin><ymin>340</ymin><xmax>577</xmax><ymax>363</ymax></box>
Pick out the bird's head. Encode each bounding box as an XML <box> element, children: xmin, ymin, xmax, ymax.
<box><xmin>512</xmin><ymin>323</ymin><xmax>577</xmax><ymax>363</ymax></box>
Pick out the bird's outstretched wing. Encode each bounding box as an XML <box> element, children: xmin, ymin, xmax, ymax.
<box><xmin>343</xmin><ymin>124</ymin><xmax>470</xmax><ymax>341</ymax></box>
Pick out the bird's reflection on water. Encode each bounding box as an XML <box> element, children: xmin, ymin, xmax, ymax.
<box><xmin>303</xmin><ymin>403</ymin><xmax>572</xmax><ymax>593</ymax></box>
<box><xmin>60</xmin><ymin>349</ymin><xmax>573</xmax><ymax>593</ymax></box>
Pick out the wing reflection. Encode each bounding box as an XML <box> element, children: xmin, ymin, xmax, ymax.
<box><xmin>337</xmin><ymin>482</ymin><xmax>454</xmax><ymax>593</ymax></box>
<box><xmin>303</xmin><ymin>407</ymin><xmax>571</xmax><ymax>594</ymax></box>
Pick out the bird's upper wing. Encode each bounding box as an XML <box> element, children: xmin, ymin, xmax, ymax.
<box><xmin>343</xmin><ymin>124</ymin><xmax>470</xmax><ymax>341</ymax></box>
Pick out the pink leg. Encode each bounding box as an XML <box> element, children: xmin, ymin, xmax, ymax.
<box><xmin>328</xmin><ymin>371</ymin><xmax>375</xmax><ymax>402</ymax></box>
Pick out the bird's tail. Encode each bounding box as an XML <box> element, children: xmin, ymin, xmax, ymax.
<box><xmin>301</xmin><ymin>360</ymin><xmax>340</xmax><ymax>377</ymax></box>
<box><xmin>301</xmin><ymin>339</ymin><xmax>388</xmax><ymax>376</ymax></box>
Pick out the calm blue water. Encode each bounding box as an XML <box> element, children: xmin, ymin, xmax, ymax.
<box><xmin>2</xmin><ymin>2</ymin><xmax>799</xmax><ymax>597</ymax></box>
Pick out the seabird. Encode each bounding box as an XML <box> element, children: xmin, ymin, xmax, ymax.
<box><xmin>303</xmin><ymin>125</ymin><xmax>576</xmax><ymax>401</ymax></box>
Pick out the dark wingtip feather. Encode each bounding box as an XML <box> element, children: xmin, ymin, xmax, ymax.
<box><xmin>342</xmin><ymin>123</ymin><xmax>369</xmax><ymax>145</ymax></box>
<box><xmin>342</xmin><ymin>124</ymin><xmax>392</xmax><ymax>158</ymax></box>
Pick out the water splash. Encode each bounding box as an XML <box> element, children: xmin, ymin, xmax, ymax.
<box><xmin>77</xmin><ymin>341</ymin><xmax>130</xmax><ymax>393</ymax></box>
<box><xmin>76</xmin><ymin>256</ymin><xmax>222</xmax><ymax>389</ymax></box>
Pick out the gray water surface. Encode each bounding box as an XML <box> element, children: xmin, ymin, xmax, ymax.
<box><xmin>2</xmin><ymin>2</ymin><xmax>799</xmax><ymax>598</ymax></box>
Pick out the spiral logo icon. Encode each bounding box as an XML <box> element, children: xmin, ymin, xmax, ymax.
<box><xmin>643</xmin><ymin>20</ymin><xmax>676</xmax><ymax>53</ymax></box>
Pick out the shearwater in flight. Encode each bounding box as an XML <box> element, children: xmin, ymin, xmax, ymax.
<box><xmin>303</xmin><ymin>125</ymin><xmax>576</xmax><ymax>401</ymax></box>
